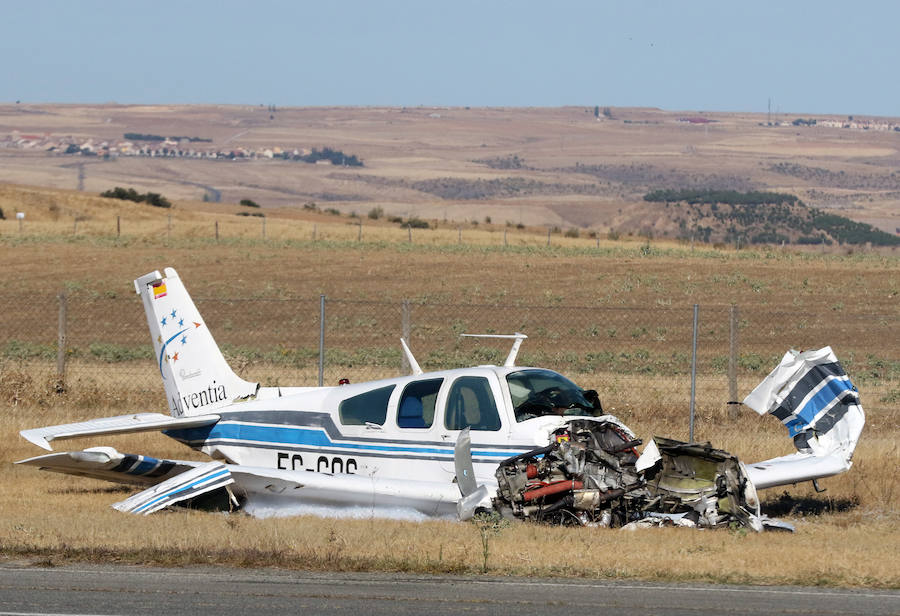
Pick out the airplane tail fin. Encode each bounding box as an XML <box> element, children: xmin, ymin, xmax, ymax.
<box><xmin>742</xmin><ymin>347</ymin><xmax>865</xmax><ymax>488</ymax></box>
<box><xmin>134</xmin><ymin>268</ymin><xmax>258</xmax><ymax>417</ymax></box>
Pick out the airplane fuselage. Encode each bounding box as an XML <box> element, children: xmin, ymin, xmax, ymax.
<box><xmin>164</xmin><ymin>366</ymin><xmax>591</xmax><ymax>488</ymax></box>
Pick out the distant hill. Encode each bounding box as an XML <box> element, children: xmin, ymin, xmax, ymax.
<box><xmin>1</xmin><ymin>104</ymin><xmax>899</xmax><ymax>237</ymax></box>
<box><xmin>643</xmin><ymin>189</ymin><xmax>900</xmax><ymax>246</ymax></box>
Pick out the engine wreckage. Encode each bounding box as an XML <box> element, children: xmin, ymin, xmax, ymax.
<box><xmin>487</xmin><ymin>419</ymin><xmax>775</xmax><ymax>531</ymax></box>
<box><xmin>454</xmin><ymin>346</ymin><xmax>864</xmax><ymax>532</ymax></box>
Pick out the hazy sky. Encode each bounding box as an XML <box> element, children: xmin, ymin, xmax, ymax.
<box><xmin>3</xmin><ymin>1</ymin><xmax>897</xmax><ymax>117</ymax></box>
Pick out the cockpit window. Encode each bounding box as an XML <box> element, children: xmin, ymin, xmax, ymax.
<box><xmin>339</xmin><ymin>385</ymin><xmax>395</xmax><ymax>425</ymax></box>
<box><xmin>445</xmin><ymin>376</ymin><xmax>501</xmax><ymax>431</ymax></box>
<box><xmin>506</xmin><ymin>369</ymin><xmax>600</xmax><ymax>422</ymax></box>
<box><xmin>397</xmin><ymin>378</ymin><xmax>442</xmax><ymax>428</ymax></box>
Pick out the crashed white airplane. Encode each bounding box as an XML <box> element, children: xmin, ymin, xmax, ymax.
<box><xmin>18</xmin><ymin>268</ymin><xmax>864</xmax><ymax>531</ymax></box>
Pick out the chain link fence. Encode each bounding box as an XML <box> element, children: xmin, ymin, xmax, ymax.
<box><xmin>2</xmin><ymin>294</ymin><xmax>897</xmax><ymax>418</ymax></box>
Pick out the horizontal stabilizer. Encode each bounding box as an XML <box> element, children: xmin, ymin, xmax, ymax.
<box><xmin>113</xmin><ymin>461</ymin><xmax>233</xmax><ymax>514</ymax></box>
<box><xmin>16</xmin><ymin>447</ymin><xmax>198</xmax><ymax>486</ymax></box>
<box><xmin>20</xmin><ymin>412</ymin><xmax>220</xmax><ymax>451</ymax></box>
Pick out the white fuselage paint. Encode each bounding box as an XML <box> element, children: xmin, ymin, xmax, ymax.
<box><xmin>164</xmin><ymin>366</ymin><xmax>597</xmax><ymax>507</ymax></box>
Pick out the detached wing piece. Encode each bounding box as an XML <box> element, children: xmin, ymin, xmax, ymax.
<box><xmin>743</xmin><ymin>346</ymin><xmax>865</xmax><ymax>489</ymax></box>
<box><xmin>17</xmin><ymin>447</ymin><xmax>461</xmax><ymax>517</ymax></box>
<box><xmin>113</xmin><ymin>461</ymin><xmax>233</xmax><ymax>515</ymax></box>
<box><xmin>20</xmin><ymin>412</ymin><xmax>219</xmax><ymax>451</ymax></box>
<box><xmin>16</xmin><ymin>446</ymin><xmax>201</xmax><ymax>485</ymax></box>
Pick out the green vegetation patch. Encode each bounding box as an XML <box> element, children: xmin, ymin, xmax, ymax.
<box><xmin>100</xmin><ymin>187</ymin><xmax>171</xmax><ymax>209</ymax></box>
<box><xmin>646</xmin><ymin>189</ymin><xmax>900</xmax><ymax>246</ymax></box>
<box><xmin>644</xmin><ymin>189</ymin><xmax>800</xmax><ymax>206</ymax></box>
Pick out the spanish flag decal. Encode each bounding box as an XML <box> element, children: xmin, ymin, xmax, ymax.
<box><xmin>152</xmin><ymin>281</ymin><xmax>167</xmax><ymax>299</ymax></box>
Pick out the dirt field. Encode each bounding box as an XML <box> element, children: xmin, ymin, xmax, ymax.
<box><xmin>1</xmin><ymin>104</ymin><xmax>898</xmax><ymax>235</ymax></box>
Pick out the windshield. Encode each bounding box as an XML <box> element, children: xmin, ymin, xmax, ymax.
<box><xmin>506</xmin><ymin>369</ymin><xmax>599</xmax><ymax>422</ymax></box>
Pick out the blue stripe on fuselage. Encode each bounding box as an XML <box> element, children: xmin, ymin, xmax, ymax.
<box><xmin>165</xmin><ymin>421</ymin><xmax>516</xmax><ymax>458</ymax></box>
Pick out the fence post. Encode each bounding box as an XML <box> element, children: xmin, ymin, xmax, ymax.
<box><xmin>117</xmin><ymin>215</ymin><xmax>121</xmax><ymax>237</ymax></box>
<box><xmin>458</xmin><ymin>227</ymin><xmax>461</xmax><ymax>244</ymax></box>
<box><xmin>262</xmin><ymin>217</ymin><xmax>266</xmax><ymax>240</ymax></box>
<box><xmin>318</xmin><ymin>294</ymin><xmax>326</xmax><ymax>387</ymax></box>
<box><xmin>56</xmin><ymin>291</ymin><xmax>67</xmax><ymax>391</ymax></box>
<box><xmin>358</xmin><ymin>220</ymin><xmax>362</xmax><ymax>242</ymax></box>
<box><xmin>215</xmin><ymin>220</ymin><xmax>219</xmax><ymax>241</ymax></box>
<box><xmin>504</xmin><ymin>228</ymin><xmax>508</xmax><ymax>246</ymax></box>
<box><xmin>546</xmin><ymin>227</ymin><xmax>551</xmax><ymax>246</ymax></box>
<box><xmin>401</xmin><ymin>300</ymin><xmax>411</xmax><ymax>374</ymax></box>
<box><xmin>313</xmin><ymin>224</ymin><xmax>317</xmax><ymax>241</ymax></box>
<box><xmin>689</xmin><ymin>304</ymin><xmax>699</xmax><ymax>442</ymax></box>
<box><xmin>728</xmin><ymin>304</ymin><xmax>740</xmax><ymax>418</ymax></box>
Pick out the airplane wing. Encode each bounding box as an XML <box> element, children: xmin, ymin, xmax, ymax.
<box><xmin>745</xmin><ymin>452</ymin><xmax>852</xmax><ymax>490</ymax></box>
<box><xmin>16</xmin><ymin>447</ymin><xmax>202</xmax><ymax>485</ymax></box>
<box><xmin>228</xmin><ymin>465</ymin><xmax>461</xmax><ymax>517</ymax></box>
<box><xmin>17</xmin><ymin>447</ymin><xmax>462</xmax><ymax>518</ymax></box>
<box><xmin>113</xmin><ymin>461</ymin><xmax>234</xmax><ymax>514</ymax></box>
<box><xmin>20</xmin><ymin>412</ymin><xmax>220</xmax><ymax>451</ymax></box>
<box><xmin>743</xmin><ymin>346</ymin><xmax>864</xmax><ymax>489</ymax></box>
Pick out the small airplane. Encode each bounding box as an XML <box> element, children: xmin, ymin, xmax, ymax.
<box><xmin>18</xmin><ymin>268</ymin><xmax>865</xmax><ymax>530</ymax></box>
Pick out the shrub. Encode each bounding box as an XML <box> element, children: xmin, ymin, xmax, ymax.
<box><xmin>143</xmin><ymin>192</ymin><xmax>171</xmax><ymax>208</ymax></box>
<box><xmin>368</xmin><ymin>207</ymin><xmax>384</xmax><ymax>220</ymax></box>
<box><xmin>100</xmin><ymin>187</ymin><xmax>171</xmax><ymax>208</ymax></box>
<box><xmin>239</xmin><ymin>199</ymin><xmax>260</xmax><ymax>208</ymax></box>
<box><xmin>405</xmin><ymin>217</ymin><xmax>430</xmax><ymax>229</ymax></box>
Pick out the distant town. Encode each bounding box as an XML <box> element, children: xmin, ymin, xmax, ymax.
<box><xmin>3</xmin><ymin>113</ymin><xmax>898</xmax><ymax>164</ymax></box>
<box><xmin>0</xmin><ymin>132</ymin><xmax>363</xmax><ymax>165</ymax></box>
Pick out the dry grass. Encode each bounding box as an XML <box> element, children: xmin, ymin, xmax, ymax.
<box><xmin>2</xmin><ymin>394</ymin><xmax>898</xmax><ymax>587</ymax></box>
<box><xmin>1</xmin><ymin>182</ymin><xmax>898</xmax><ymax>586</ymax></box>
<box><xmin>1</xmin><ymin>461</ymin><xmax>897</xmax><ymax>587</ymax></box>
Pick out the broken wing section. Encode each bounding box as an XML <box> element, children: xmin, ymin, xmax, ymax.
<box><xmin>743</xmin><ymin>346</ymin><xmax>865</xmax><ymax>489</ymax></box>
<box><xmin>113</xmin><ymin>461</ymin><xmax>234</xmax><ymax>514</ymax></box>
<box><xmin>16</xmin><ymin>447</ymin><xmax>201</xmax><ymax>485</ymax></box>
<box><xmin>229</xmin><ymin>465</ymin><xmax>462</xmax><ymax>518</ymax></box>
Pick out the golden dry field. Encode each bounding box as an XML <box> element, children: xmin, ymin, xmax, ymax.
<box><xmin>1</xmin><ymin>163</ymin><xmax>898</xmax><ymax>583</ymax></box>
<box><xmin>2</xmin><ymin>104</ymin><xmax>899</xmax><ymax>236</ymax></box>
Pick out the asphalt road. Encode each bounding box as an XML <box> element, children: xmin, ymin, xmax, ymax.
<box><xmin>0</xmin><ymin>562</ymin><xmax>898</xmax><ymax>616</ymax></box>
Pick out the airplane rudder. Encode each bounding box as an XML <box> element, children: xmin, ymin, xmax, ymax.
<box><xmin>134</xmin><ymin>267</ymin><xmax>258</xmax><ymax>417</ymax></box>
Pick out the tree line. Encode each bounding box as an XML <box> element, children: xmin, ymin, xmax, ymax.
<box><xmin>124</xmin><ymin>133</ymin><xmax>212</xmax><ymax>143</ymax></box>
<box><xmin>644</xmin><ymin>189</ymin><xmax>800</xmax><ymax>206</ymax></box>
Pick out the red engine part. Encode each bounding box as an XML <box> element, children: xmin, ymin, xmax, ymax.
<box><xmin>522</xmin><ymin>479</ymin><xmax>584</xmax><ymax>502</ymax></box>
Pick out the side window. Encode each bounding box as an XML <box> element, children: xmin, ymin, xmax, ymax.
<box><xmin>339</xmin><ymin>385</ymin><xmax>395</xmax><ymax>426</ymax></box>
<box><xmin>397</xmin><ymin>378</ymin><xmax>443</xmax><ymax>428</ymax></box>
<box><xmin>444</xmin><ymin>376</ymin><xmax>501</xmax><ymax>431</ymax></box>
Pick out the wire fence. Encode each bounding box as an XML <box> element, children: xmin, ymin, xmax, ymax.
<box><xmin>1</xmin><ymin>294</ymin><xmax>897</xmax><ymax>416</ymax></box>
